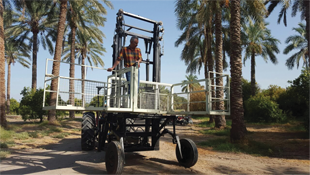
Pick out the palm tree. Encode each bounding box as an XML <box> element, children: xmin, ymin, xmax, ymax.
<box><xmin>265</xmin><ymin>0</ymin><xmax>309</xmax><ymax>67</ymax></box>
<box><xmin>214</xmin><ymin>1</ymin><xmax>227</xmax><ymax>128</ymax></box>
<box><xmin>230</xmin><ymin>0</ymin><xmax>246</xmax><ymax>142</ymax></box>
<box><xmin>5</xmin><ymin>38</ymin><xmax>30</xmax><ymax>114</ymax></box>
<box><xmin>48</xmin><ymin>0</ymin><xmax>68</xmax><ymax>123</ymax></box>
<box><xmin>0</xmin><ymin>0</ymin><xmax>24</xmax><ymax>127</ymax></box>
<box><xmin>0</xmin><ymin>0</ymin><xmax>7</xmax><ymax>128</ymax></box>
<box><xmin>181</xmin><ymin>74</ymin><xmax>200</xmax><ymax>92</ymax></box>
<box><xmin>242</xmin><ymin>20</ymin><xmax>280</xmax><ymax>96</ymax></box>
<box><xmin>5</xmin><ymin>0</ymin><xmax>58</xmax><ymax>91</ymax></box>
<box><xmin>283</xmin><ymin>23</ymin><xmax>308</xmax><ymax>69</ymax></box>
<box><xmin>65</xmin><ymin>0</ymin><xmax>112</xmax><ymax>118</ymax></box>
<box><xmin>62</xmin><ymin>28</ymin><xmax>106</xmax><ymax>106</ymax></box>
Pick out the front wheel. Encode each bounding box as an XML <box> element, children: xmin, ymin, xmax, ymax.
<box><xmin>176</xmin><ymin>138</ymin><xmax>198</xmax><ymax>168</ymax></box>
<box><xmin>105</xmin><ymin>141</ymin><xmax>124</xmax><ymax>174</ymax></box>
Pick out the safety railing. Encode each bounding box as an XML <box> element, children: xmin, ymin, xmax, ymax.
<box><xmin>43</xmin><ymin>59</ymin><xmax>230</xmax><ymax>115</ymax></box>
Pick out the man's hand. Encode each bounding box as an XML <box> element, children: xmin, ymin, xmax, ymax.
<box><xmin>107</xmin><ymin>68</ymin><xmax>113</xmax><ymax>72</ymax></box>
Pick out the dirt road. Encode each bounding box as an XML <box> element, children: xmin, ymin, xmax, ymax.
<box><xmin>0</xmin><ymin>120</ymin><xmax>309</xmax><ymax>174</ymax></box>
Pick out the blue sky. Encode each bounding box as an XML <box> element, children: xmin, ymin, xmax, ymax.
<box><xmin>5</xmin><ymin>0</ymin><xmax>305</xmax><ymax>101</ymax></box>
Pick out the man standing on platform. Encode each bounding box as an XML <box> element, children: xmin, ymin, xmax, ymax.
<box><xmin>107</xmin><ymin>36</ymin><xmax>142</xmax><ymax>94</ymax></box>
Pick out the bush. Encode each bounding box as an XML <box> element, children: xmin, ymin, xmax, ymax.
<box><xmin>9</xmin><ymin>98</ymin><xmax>20</xmax><ymax>115</ymax></box>
<box><xmin>290</xmin><ymin>70</ymin><xmax>310</xmax><ymax>132</ymax></box>
<box><xmin>19</xmin><ymin>87</ymin><xmax>46</xmax><ymax>122</ymax></box>
<box><xmin>242</xmin><ymin>78</ymin><xmax>260</xmax><ymax>102</ymax></box>
<box><xmin>261</xmin><ymin>85</ymin><xmax>286</xmax><ymax>102</ymax></box>
<box><xmin>277</xmin><ymin>87</ymin><xmax>307</xmax><ymax>117</ymax></box>
<box><xmin>244</xmin><ymin>94</ymin><xmax>287</xmax><ymax>123</ymax></box>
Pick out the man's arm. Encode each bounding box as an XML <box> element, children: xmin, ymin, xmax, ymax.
<box><xmin>107</xmin><ymin>60</ymin><xmax>120</xmax><ymax>72</ymax></box>
<box><xmin>107</xmin><ymin>48</ymin><xmax>123</xmax><ymax>71</ymax></box>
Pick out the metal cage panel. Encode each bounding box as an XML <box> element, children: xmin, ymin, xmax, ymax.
<box><xmin>43</xmin><ymin>59</ymin><xmax>230</xmax><ymax>115</ymax></box>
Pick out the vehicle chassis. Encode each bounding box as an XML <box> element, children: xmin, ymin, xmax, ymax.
<box><xmin>81</xmin><ymin>110</ymin><xmax>198</xmax><ymax>174</ymax></box>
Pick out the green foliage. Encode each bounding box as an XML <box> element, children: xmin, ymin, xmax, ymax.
<box><xmin>0</xmin><ymin>127</ymin><xmax>15</xmax><ymax>142</ymax></box>
<box><xmin>261</xmin><ymin>85</ymin><xmax>286</xmax><ymax>102</ymax></box>
<box><xmin>8</xmin><ymin>98</ymin><xmax>20</xmax><ymax>115</ymax></box>
<box><xmin>244</xmin><ymin>94</ymin><xmax>287</xmax><ymax>123</ymax></box>
<box><xmin>277</xmin><ymin>87</ymin><xmax>307</xmax><ymax>118</ymax></box>
<box><xmin>242</xmin><ymin>78</ymin><xmax>260</xmax><ymax>102</ymax></box>
<box><xmin>19</xmin><ymin>87</ymin><xmax>46</xmax><ymax>121</ymax></box>
<box><xmin>0</xmin><ymin>142</ymin><xmax>8</xmax><ymax>149</ymax></box>
<box><xmin>291</xmin><ymin>70</ymin><xmax>310</xmax><ymax>132</ymax></box>
<box><xmin>28</xmin><ymin>132</ymin><xmax>39</xmax><ymax>138</ymax></box>
<box><xmin>199</xmin><ymin>128</ymin><xmax>230</xmax><ymax>136</ymax></box>
<box><xmin>0</xmin><ymin>151</ymin><xmax>10</xmax><ymax>159</ymax></box>
<box><xmin>19</xmin><ymin>87</ymin><xmax>67</xmax><ymax>121</ymax></box>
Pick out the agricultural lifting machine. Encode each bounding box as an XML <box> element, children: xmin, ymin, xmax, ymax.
<box><xmin>42</xmin><ymin>9</ymin><xmax>231</xmax><ymax>174</ymax></box>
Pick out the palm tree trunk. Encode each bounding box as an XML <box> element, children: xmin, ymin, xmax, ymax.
<box><xmin>32</xmin><ymin>31</ymin><xmax>38</xmax><ymax>91</ymax></box>
<box><xmin>304</xmin><ymin>0</ymin><xmax>310</xmax><ymax>67</ymax></box>
<box><xmin>251</xmin><ymin>51</ymin><xmax>256</xmax><ymax>96</ymax></box>
<box><xmin>215</xmin><ymin>6</ymin><xmax>226</xmax><ymax>129</ymax></box>
<box><xmin>230</xmin><ymin>0</ymin><xmax>246</xmax><ymax>142</ymax></box>
<box><xmin>6</xmin><ymin>62</ymin><xmax>11</xmax><ymax>114</ymax></box>
<box><xmin>48</xmin><ymin>0</ymin><xmax>68</xmax><ymax>123</ymax></box>
<box><xmin>0</xmin><ymin>0</ymin><xmax>7</xmax><ymax>128</ymax></box>
<box><xmin>207</xmin><ymin>11</ymin><xmax>216</xmax><ymax>124</ymax></box>
<box><xmin>81</xmin><ymin>54</ymin><xmax>86</xmax><ymax>107</ymax></box>
<box><xmin>69</xmin><ymin>25</ymin><xmax>76</xmax><ymax>119</ymax></box>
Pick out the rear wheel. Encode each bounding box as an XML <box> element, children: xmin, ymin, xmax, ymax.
<box><xmin>176</xmin><ymin>138</ymin><xmax>198</xmax><ymax>168</ymax></box>
<box><xmin>105</xmin><ymin>141</ymin><xmax>124</xmax><ymax>174</ymax></box>
<box><xmin>81</xmin><ymin>112</ymin><xmax>95</xmax><ymax>151</ymax></box>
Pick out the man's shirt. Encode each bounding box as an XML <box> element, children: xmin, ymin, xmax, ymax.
<box><xmin>117</xmin><ymin>46</ymin><xmax>142</xmax><ymax>67</ymax></box>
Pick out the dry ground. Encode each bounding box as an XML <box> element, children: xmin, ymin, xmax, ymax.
<box><xmin>0</xmin><ymin>115</ymin><xmax>309</xmax><ymax>174</ymax></box>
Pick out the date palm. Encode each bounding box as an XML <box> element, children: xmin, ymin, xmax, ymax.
<box><xmin>65</xmin><ymin>0</ymin><xmax>112</xmax><ymax>118</ymax></box>
<box><xmin>230</xmin><ymin>0</ymin><xmax>246</xmax><ymax>142</ymax></box>
<box><xmin>5</xmin><ymin>38</ymin><xmax>31</xmax><ymax>114</ymax></box>
<box><xmin>283</xmin><ymin>23</ymin><xmax>308</xmax><ymax>69</ymax></box>
<box><xmin>49</xmin><ymin>0</ymin><xmax>112</xmax><ymax>121</ymax></box>
<box><xmin>0</xmin><ymin>0</ymin><xmax>15</xmax><ymax>127</ymax></box>
<box><xmin>48</xmin><ymin>0</ymin><xmax>68</xmax><ymax>123</ymax></box>
<box><xmin>5</xmin><ymin>0</ymin><xmax>58</xmax><ymax>91</ymax></box>
<box><xmin>0</xmin><ymin>0</ymin><xmax>7</xmax><ymax>127</ymax></box>
<box><xmin>265</xmin><ymin>0</ymin><xmax>310</xmax><ymax>67</ymax></box>
<box><xmin>62</xmin><ymin>28</ymin><xmax>106</xmax><ymax>105</ymax></box>
<box><xmin>242</xmin><ymin>20</ymin><xmax>280</xmax><ymax>96</ymax></box>
<box><xmin>181</xmin><ymin>74</ymin><xmax>200</xmax><ymax>93</ymax></box>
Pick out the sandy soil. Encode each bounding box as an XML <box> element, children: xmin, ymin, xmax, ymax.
<box><xmin>0</xmin><ymin>116</ymin><xmax>309</xmax><ymax>174</ymax></box>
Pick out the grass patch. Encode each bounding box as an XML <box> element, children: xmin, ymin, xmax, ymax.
<box><xmin>72</xmin><ymin>128</ymin><xmax>81</xmax><ymax>132</ymax></box>
<box><xmin>198</xmin><ymin>138</ymin><xmax>277</xmax><ymax>156</ymax></box>
<box><xmin>52</xmin><ymin>133</ymin><xmax>70</xmax><ymax>139</ymax></box>
<box><xmin>192</xmin><ymin>115</ymin><xmax>210</xmax><ymax>121</ymax></box>
<box><xmin>284</xmin><ymin>125</ymin><xmax>307</xmax><ymax>132</ymax></box>
<box><xmin>0</xmin><ymin>127</ymin><xmax>15</xmax><ymax>142</ymax></box>
<box><xmin>21</xmin><ymin>139</ymin><xmax>36</xmax><ymax>143</ymax></box>
<box><xmin>28</xmin><ymin>132</ymin><xmax>40</xmax><ymax>138</ymax></box>
<box><xmin>14</xmin><ymin>132</ymin><xmax>29</xmax><ymax>140</ymax></box>
<box><xmin>195</xmin><ymin>118</ymin><xmax>232</xmax><ymax>128</ymax></box>
<box><xmin>199</xmin><ymin>128</ymin><xmax>230</xmax><ymax>136</ymax></box>
<box><xmin>0</xmin><ymin>150</ymin><xmax>10</xmax><ymax>159</ymax></box>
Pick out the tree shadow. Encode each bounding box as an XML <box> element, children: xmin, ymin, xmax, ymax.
<box><xmin>211</xmin><ymin>164</ymin><xmax>309</xmax><ymax>174</ymax></box>
<box><xmin>0</xmin><ymin>138</ymin><xmax>106</xmax><ymax>174</ymax></box>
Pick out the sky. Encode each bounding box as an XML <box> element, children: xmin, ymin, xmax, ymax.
<box><xmin>5</xmin><ymin>0</ymin><xmax>305</xmax><ymax>101</ymax></box>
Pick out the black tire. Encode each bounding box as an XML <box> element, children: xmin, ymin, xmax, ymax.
<box><xmin>176</xmin><ymin>138</ymin><xmax>198</xmax><ymax>168</ymax></box>
<box><xmin>81</xmin><ymin>112</ymin><xmax>95</xmax><ymax>151</ymax></box>
<box><xmin>105</xmin><ymin>141</ymin><xmax>124</xmax><ymax>174</ymax></box>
